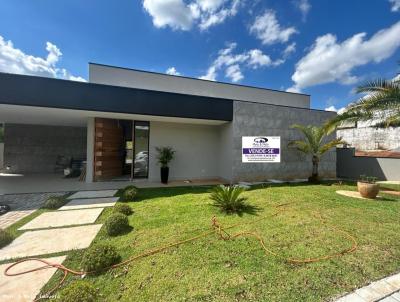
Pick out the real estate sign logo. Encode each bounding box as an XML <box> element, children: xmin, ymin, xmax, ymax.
<box><xmin>242</xmin><ymin>136</ymin><xmax>281</xmax><ymax>163</ymax></box>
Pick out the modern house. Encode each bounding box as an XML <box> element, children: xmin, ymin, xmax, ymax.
<box><xmin>0</xmin><ymin>63</ymin><xmax>336</xmax><ymax>184</ymax></box>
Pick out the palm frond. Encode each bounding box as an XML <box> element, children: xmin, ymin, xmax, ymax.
<box><xmin>319</xmin><ymin>138</ymin><xmax>346</xmax><ymax>155</ymax></box>
<box><xmin>357</xmin><ymin>78</ymin><xmax>399</xmax><ymax>94</ymax></box>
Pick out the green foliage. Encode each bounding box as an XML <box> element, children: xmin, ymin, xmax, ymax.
<box><xmin>0</xmin><ymin>229</ymin><xmax>14</xmax><ymax>248</ymax></box>
<box><xmin>42</xmin><ymin>196</ymin><xmax>66</xmax><ymax>209</ymax></box>
<box><xmin>156</xmin><ymin>146</ymin><xmax>175</xmax><ymax>167</ymax></box>
<box><xmin>210</xmin><ymin>185</ymin><xmax>247</xmax><ymax>214</ymax></box>
<box><xmin>56</xmin><ymin>281</ymin><xmax>98</xmax><ymax>302</ymax></box>
<box><xmin>113</xmin><ymin>203</ymin><xmax>133</xmax><ymax>216</ymax></box>
<box><xmin>288</xmin><ymin>124</ymin><xmax>345</xmax><ymax>182</ymax></box>
<box><xmin>104</xmin><ymin>213</ymin><xmax>130</xmax><ymax>236</ymax></box>
<box><xmin>121</xmin><ymin>185</ymin><xmax>138</xmax><ymax>201</ymax></box>
<box><xmin>327</xmin><ymin>72</ymin><xmax>400</xmax><ymax>129</ymax></box>
<box><xmin>80</xmin><ymin>243</ymin><xmax>121</xmax><ymax>274</ymax></box>
<box><xmin>359</xmin><ymin>175</ymin><xmax>378</xmax><ymax>184</ymax></box>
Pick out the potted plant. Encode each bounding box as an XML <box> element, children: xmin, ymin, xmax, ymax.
<box><xmin>357</xmin><ymin>175</ymin><xmax>380</xmax><ymax>199</ymax></box>
<box><xmin>156</xmin><ymin>146</ymin><xmax>175</xmax><ymax>184</ymax></box>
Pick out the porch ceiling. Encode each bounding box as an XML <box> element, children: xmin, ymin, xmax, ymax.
<box><xmin>0</xmin><ymin>104</ymin><xmax>228</xmax><ymax>127</ymax></box>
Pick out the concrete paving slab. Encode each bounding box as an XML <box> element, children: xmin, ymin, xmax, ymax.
<box><xmin>59</xmin><ymin>197</ymin><xmax>118</xmax><ymax>210</ymax></box>
<box><xmin>0</xmin><ymin>256</ymin><xmax>66</xmax><ymax>302</ymax></box>
<box><xmin>385</xmin><ymin>274</ymin><xmax>400</xmax><ymax>288</ymax></box>
<box><xmin>336</xmin><ymin>190</ymin><xmax>384</xmax><ymax>200</ymax></box>
<box><xmin>380</xmin><ymin>296</ymin><xmax>398</xmax><ymax>302</ymax></box>
<box><xmin>368</xmin><ymin>280</ymin><xmax>398</xmax><ymax>297</ymax></box>
<box><xmin>355</xmin><ymin>286</ymin><xmax>382</xmax><ymax>301</ymax></box>
<box><xmin>0</xmin><ymin>224</ymin><xmax>102</xmax><ymax>261</ymax></box>
<box><xmin>391</xmin><ymin>292</ymin><xmax>400</xmax><ymax>301</ymax></box>
<box><xmin>68</xmin><ymin>190</ymin><xmax>118</xmax><ymax>199</ymax></box>
<box><xmin>336</xmin><ymin>293</ymin><xmax>365</xmax><ymax>302</ymax></box>
<box><xmin>18</xmin><ymin>208</ymin><xmax>104</xmax><ymax>230</ymax></box>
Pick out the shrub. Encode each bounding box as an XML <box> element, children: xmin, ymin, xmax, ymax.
<box><xmin>0</xmin><ymin>229</ymin><xmax>14</xmax><ymax>248</ymax></box>
<box><xmin>121</xmin><ymin>186</ymin><xmax>138</xmax><ymax>201</ymax></box>
<box><xmin>56</xmin><ymin>281</ymin><xmax>98</xmax><ymax>302</ymax></box>
<box><xmin>42</xmin><ymin>196</ymin><xmax>66</xmax><ymax>209</ymax></box>
<box><xmin>210</xmin><ymin>185</ymin><xmax>247</xmax><ymax>214</ymax></box>
<box><xmin>104</xmin><ymin>213</ymin><xmax>130</xmax><ymax>236</ymax></box>
<box><xmin>80</xmin><ymin>243</ymin><xmax>121</xmax><ymax>274</ymax></box>
<box><xmin>113</xmin><ymin>204</ymin><xmax>133</xmax><ymax>216</ymax></box>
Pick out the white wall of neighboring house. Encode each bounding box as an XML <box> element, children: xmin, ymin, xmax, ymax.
<box><xmin>338</xmin><ymin>126</ymin><xmax>400</xmax><ymax>151</ymax></box>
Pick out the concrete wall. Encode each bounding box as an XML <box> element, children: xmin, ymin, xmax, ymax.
<box><xmin>338</xmin><ymin>126</ymin><xmax>400</xmax><ymax>151</ymax></box>
<box><xmin>89</xmin><ymin>63</ymin><xmax>310</xmax><ymax>109</ymax></box>
<box><xmin>230</xmin><ymin>101</ymin><xmax>337</xmax><ymax>182</ymax></box>
<box><xmin>148</xmin><ymin>121</ymin><xmax>221</xmax><ymax>181</ymax></box>
<box><xmin>4</xmin><ymin>124</ymin><xmax>87</xmax><ymax>173</ymax></box>
<box><xmin>337</xmin><ymin>148</ymin><xmax>400</xmax><ymax>181</ymax></box>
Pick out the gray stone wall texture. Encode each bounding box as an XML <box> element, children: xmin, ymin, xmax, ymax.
<box><xmin>231</xmin><ymin>101</ymin><xmax>337</xmax><ymax>182</ymax></box>
<box><xmin>337</xmin><ymin>127</ymin><xmax>400</xmax><ymax>151</ymax></box>
<box><xmin>4</xmin><ymin>123</ymin><xmax>86</xmax><ymax>173</ymax></box>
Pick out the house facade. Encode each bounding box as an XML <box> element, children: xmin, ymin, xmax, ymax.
<box><xmin>0</xmin><ymin>63</ymin><xmax>336</xmax><ymax>183</ymax></box>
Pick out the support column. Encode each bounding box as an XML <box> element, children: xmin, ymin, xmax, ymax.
<box><xmin>86</xmin><ymin>117</ymin><xmax>95</xmax><ymax>183</ymax></box>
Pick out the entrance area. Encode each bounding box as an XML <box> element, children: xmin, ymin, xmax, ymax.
<box><xmin>94</xmin><ymin>118</ymin><xmax>149</xmax><ymax>181</ymax></box>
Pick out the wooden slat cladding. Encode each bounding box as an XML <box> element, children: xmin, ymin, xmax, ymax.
<box><xmin>94</xmin><ymin>118</ymin><xmax>123</xmax><ymax>181</ymax></box>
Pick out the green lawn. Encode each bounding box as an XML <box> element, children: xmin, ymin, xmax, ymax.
<box><xmin>32</xmin><ymin>183</ymin><xmax>400</xmax><ymax>301</ymax></box>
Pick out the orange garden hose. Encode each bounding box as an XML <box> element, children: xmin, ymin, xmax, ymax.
<box><xmin>3</xmin><ymin>203</ymin><xmax>358</xmax><ymax>301</ymax></box>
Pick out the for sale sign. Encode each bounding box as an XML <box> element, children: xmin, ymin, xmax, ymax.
<box><xmin>242</xmin><ymin>136</ymin><xmax>281</xmax><ymax>163</ymax></box>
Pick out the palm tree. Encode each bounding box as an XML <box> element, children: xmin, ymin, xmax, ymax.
<box><xmin>288</xmin><ymin>124</ymin><xmax>345</xmax><ymax>183</ymax></box>
<box><xmin>328</xmin><ymin>75</ymin><xmax>400</xmax><ymax>128</ymax></box>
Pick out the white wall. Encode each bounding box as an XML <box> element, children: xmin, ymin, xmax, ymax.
<box><xmin>148</xmin><ymin>121</ymin><xmax>221</xmax><ymax>181</ymax></box>
<box><xmin>89</xmin><ymin>63</ymin><xmax>310</xmax><ymax>109</ymax></box>
<box><xmin>218</xmin><ymin>123</ymin><xmax>233</xmax><ymax>182</ymax></box>
<box><xmin>0</xmin><ymin>143</ymin><xmax>4</xmax><ymax>168</ymax></box>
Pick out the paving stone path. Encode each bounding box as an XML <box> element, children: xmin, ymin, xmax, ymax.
<box><xmin>0</xmin><ymin>192</ymin><xmax>66</xmax><ymax>229</ymax></box>
<box><xmin>336</xmin><ymin>273</ymin><xmax>400</xmax><ymax>302</ymax></box>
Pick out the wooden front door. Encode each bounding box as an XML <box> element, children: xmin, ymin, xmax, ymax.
<box><xmin>94</xmin><ymin>118</ymin><xmax>124</xmax><ymax>181</ymax></box>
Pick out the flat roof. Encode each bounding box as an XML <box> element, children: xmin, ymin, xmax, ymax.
<box><xmin>0</xmin><ymin>72</ymin><xmax>233</xmax><ymax>122</ymax></box>
<box><xmin>89</xmin><ymin>62</ymin><xmax>310</xmax><ymax>97</ymax></box>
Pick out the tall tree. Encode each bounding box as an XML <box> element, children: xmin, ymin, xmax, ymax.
<box><xmin>289</xmin><ymin>124</ymin><xmax>345</xmax><ymax>183</ymax></box>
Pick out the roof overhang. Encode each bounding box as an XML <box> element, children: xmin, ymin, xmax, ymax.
<box><xmin>0</xmin><ymin>72</ymin><xmax>233</xmax><ymax>122</ymax></box>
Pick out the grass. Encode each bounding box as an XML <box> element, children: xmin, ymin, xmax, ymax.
<box><xmin>16</xmin><ymin>183</ymin><xmax>400</xmax><ymax>301</ymax></box>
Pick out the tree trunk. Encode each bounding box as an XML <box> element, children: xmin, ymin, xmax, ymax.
<box><xmin>309</xmin><ymin>155</ymin><xmax>320</xmax><ymax>183</ymax></box>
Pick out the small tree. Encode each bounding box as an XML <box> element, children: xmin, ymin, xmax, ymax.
<box><xmin>155</xmin><ymin>147</ymin><xmax>175</xmax><ymax>168</ymax></box>
<box><xmin>288</xmin><ymin>124</ymin><xmax>345</xmax><ymax>183</ymax></box>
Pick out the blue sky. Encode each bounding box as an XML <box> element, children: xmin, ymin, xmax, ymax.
<box><xmin>0</xmin><ymin>0</ymin><xmax>399</xmax><ymax>111</ymax></box>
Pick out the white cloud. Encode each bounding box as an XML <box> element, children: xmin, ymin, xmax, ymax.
<box><xmin>288</xmin><ymin>21</ymin><xmax>400</xmax><ymax>92</ymax></box>
<box><xmin>389</xmin><ymin>0</ymin><xmax>400</xmax><ymax>12</ymax></box>
<box><xmin>199</xmin><ymin>42</ymin><xmax>284</xmax><ymax>82</ymax></box>
<box><xmin>250</xmin><ymin>10</ymin><xmax>298</xmax><ymax>45</ymax></box>
<box><xmin>225</xmin><ymin>64</ymin><xmax>243</xmax><ymax>82</ymax></box>
<box><xmin>0</xmin><ymin>35</ymin><xmax>85</xmax><ymax>81</ymax></box>
<box><xmin>283</xmin><ymin>42</ymin><xmax>296</xmax><ymax>57</ymax></box>
<box><xmin>166</xmin><ymin>67</ymin><xmax>181</xmax><ymax>75</ymax></box>
<box><xmin>143</xmin><ymin>0</ymin><xmax>195</xmax><ymax>30</ymax></box>
<box><xmin>294</xmin><ymin>0</ymin><xmax>311</xmax><ymax>21</ymax></box>
<box><xmin>325</xmin><ymin>105</ymin><xmax>345</xmax><ymax>114</ymax></box>
<box><xmin>142</xmin><ymin>0</ymin><xmax>241</xmax><ymax>31</ymax></box>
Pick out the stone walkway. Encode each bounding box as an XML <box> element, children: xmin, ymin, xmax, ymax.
<box><xmin>336</xmin><ymin>273</ymin><xmax>400</xmax><ymax>302</ymax></box>
<box><xmin>0</xmin><ymin>192</ymin><xmax>66</xmax><ymax>229</ymax></box>
<box><xmin>0</xmin><ymin>189</ymin><xmax>120</xmax><ymax>300</ymax></box>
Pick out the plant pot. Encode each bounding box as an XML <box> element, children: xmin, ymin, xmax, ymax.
<box><xmin>357</xmin><ymin>181</ymin><xmax>380</xmax><ymax>199</ymax></box>
<box><xmin>160</xmin><ymin>167</ymin><xmax>169</xmax><ymax>184</ymax></box>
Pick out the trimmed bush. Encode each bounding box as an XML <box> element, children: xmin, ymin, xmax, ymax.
<box><xmin>121</xmin><ymin>186</ymin><xmax>138</xmax><ymax>201</ymax></box>
<box><xmin>42</xmin><ymin>196</ymin><xmax>66</xmax><ymax>209</ymax></box>
<box><xmin>56</xmin><ymin>281</ymin><xmax>98</xmax><ymax>302</ymax></box>
<box><xmin>113</xmin><ymin>204</ymin><xmax>133</xmax><ymax>216</ymax></box>
<box><xmin>80</xmin><ymin>243</ymin><xmax>121</xmax><ymax>274</ymax></box>
<box><xmin>0</xmin><ymin>229</ymin><xmax>14</xmax><ymax>248</ymax></box>
<box><xmin>104</xmin><ymin>213</ymin><xmax>130</xmax><ymax>236</ymax></box>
